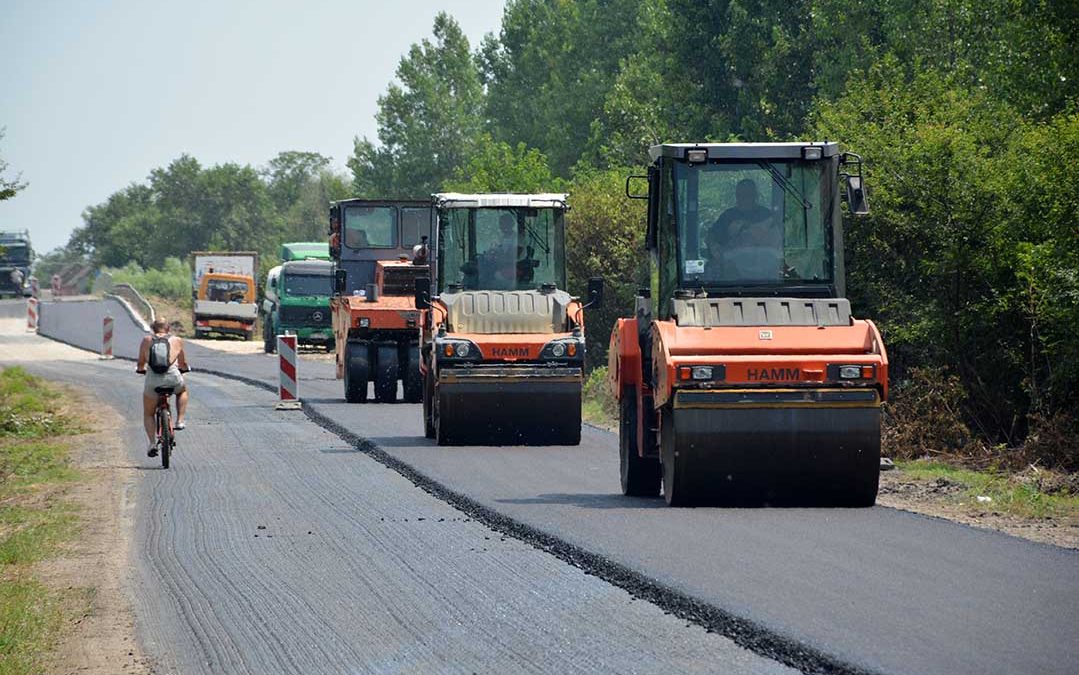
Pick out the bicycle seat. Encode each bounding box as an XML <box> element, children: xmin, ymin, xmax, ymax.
<box><xmin>154</xmin><ymin>386</ymin><xmax>176</xmax><ymax>395</ymax></box>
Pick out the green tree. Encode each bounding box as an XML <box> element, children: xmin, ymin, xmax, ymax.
<box><xmin>0</xmin><ymin>128</ymin><xmax>27</xmax><ymax>201</ymax></box>
<box><xmin>444</xmin><ymin>134</ymin><xmax>560</xmax><ymax>192</ymax></box>
<box><xmin>565</xmin><ymin>168</ymin><xmax>648</xmax><ymax>369</ymax></box>
<box><xmin>349</xmin><ymin>13</ymin><xmax>484</xmax><ymax>198</ymax></box>
<box><xmin>481</xmin><ymin>0</ymin><xmax>647</xmax><ymax>175</ymax></box>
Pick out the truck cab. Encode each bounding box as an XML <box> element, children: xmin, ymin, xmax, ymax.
<box><xmin>262</xmin><ymin>259</ymin><xmax>335</xmax><ymax>353</ymax></box>
<box><xmin>0</xmin><ymin>230</ymin><xmax>33</xmax><ymax>298</ymax></box>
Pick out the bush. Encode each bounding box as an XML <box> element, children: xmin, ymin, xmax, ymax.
<box><xmin>105</xmin><ymin>257</ymin><xmax>191</xmax><ymax>301</ymax></box>
<box><xmin>582</xmin><ymin>365</ymin><xmax>617</xmax><ymax>425</ymax></box>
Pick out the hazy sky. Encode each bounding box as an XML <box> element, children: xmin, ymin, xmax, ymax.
<box><xmin>0</xmin><ymin>0</ymin><xmax>506</xmax><ymax>253</ymax></box>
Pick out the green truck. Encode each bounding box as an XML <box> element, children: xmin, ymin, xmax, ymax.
<box><xmin>261</xmin><ymin>243</ymin><xmax>334</xmax><ymax>353</ymax></box>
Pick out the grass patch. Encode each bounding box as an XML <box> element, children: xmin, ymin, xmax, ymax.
<box><xmin>895</xmin><ymin>459</ymin><xmax>1079</xmax><ymax>520</ymax></box>
<box><xmin>0</xmin><ymin>367</ymin><xmax>82</xmax><ymax>672</ymax></box>
<box><xmin>582</xmin><ymin>366</ymin><xmax>617</xmax><ymax>429</ymax></box>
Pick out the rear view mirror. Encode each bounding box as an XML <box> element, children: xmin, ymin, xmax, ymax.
<box><xmin>845</xmin><ymin>175</ymin><xmax>870</xmax><ymax>215</ymax></box>
<box><xmin>414</xmin><ymin>276</ymin><xmax>431</xmax><ymax>310</ymax></box>
<box><xmin>333</xmin><ymin>269</ymin><xmax>347</xmax><ymax>296</ymax></box>
<box><xmin>585</xmin><ymin>277</ymin><xmax>604</xmax><ymax>309</ymax></box>
<box><xmin>625</xmin><ymin>174</ymin><xmax>649</xmax><ymax>200</ymax></box>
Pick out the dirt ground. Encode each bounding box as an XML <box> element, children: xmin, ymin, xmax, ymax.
<box><xmin>37</xmin><ymin>395</ymin><xmax>153</xmax><ymax>674</ymax></box>
<box><xmin>878</xmin><ymin>469</ymin><xmax>1078</xmax><ymax>549</ymax></box>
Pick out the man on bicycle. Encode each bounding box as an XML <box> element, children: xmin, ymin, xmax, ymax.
<box><xmin>136</xmin><ymin>318</ymin><xmax>190</xmax><ymax>457</ymax></box>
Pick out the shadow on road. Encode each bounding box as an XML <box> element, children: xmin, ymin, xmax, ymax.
<box><xmin>365</xmin><ymin>436</ymin><xmax>433</xmax><ymax>448</ymax></box>
<box><xmin>496</xmin><ymin>493</ymin><xmax>666</xmax><ymax>509</ymax></box>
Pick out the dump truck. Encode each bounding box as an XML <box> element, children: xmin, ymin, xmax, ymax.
<box><xmin>0</xmin><ymin>230</ymin><xmax>33</xmax><ymax>298</ymax></box>
<box><xmin>414</xmin><ymin>193</ymin><xmax>603</xmax><ymax>445</ymax></box>
<box><xmin>262</xmin><ymin>258</ymin><xmax>335</xmax><ymax>353</ymax></box>
<box><xmin>610</xmin><ymin>142</ymin><xmax>885</xmax><ymax>506</ymax></box>
<box><xmin>329</xmin><ymin>199</ymin><xmax>433</xmax><ymax>403</ymax></box>
<box><xmin>191</xmin><ymin>251</ymin><xmax>259</xmax><ymax>340</ymax></box>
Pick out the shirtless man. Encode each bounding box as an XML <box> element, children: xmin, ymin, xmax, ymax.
<box><xmin>136</xmin><ymin>318</ymin><xmax>190</xmax><ymax>457</ymax></box>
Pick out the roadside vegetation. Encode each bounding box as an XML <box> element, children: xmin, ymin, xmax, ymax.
<box><xmin>48</xmin><ymin>1</ymin><xmax>1076</xmax><ymax>475</ymax></box>
<box><xmin>0</xmin><ymin>367</ymin><xmax>82</xmax><ymax>674</ymax></box>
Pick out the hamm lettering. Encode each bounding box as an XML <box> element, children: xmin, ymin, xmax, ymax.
<box><xmin>493</xmin><ymin>347</ymin><xmax>530</xmax><ymax>358</ymax></box>
<box><xmin>746</xmin><ymin>367</ymin><xmax>801</xmax><ymax>381</ymax></box>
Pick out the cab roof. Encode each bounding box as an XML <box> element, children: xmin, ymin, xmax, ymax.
<box><xmin>432</xmin><ymin>193</ymin><xmax>569</xmax><ymax>209</ymax></box>
<box><xmin>281</xmin><ymin>260</ymin><xmax>333</xmax><ymax>275</ymax></box>
<box><xmin>648</xmin><ymin>142</ymin><xmax>840</xmax><ymax>162</ymax></box>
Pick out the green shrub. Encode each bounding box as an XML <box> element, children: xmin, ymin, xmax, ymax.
<box><xmin>105</xmin><ymin>257</ymin><xmax>191</xmax><ymax>301</ymax></box>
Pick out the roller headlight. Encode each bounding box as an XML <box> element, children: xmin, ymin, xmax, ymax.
<box><xmin>541</xmin><ymin>338</ymin><xmax>583</xmax><ymax>360</ymax></box>
<box><xmin>359</xmin><ymin>317</ymin><xmax>370</xmax><ymax>328</ymax></box>
<box><xmin>839</xmin><ymin>365</ymin><xmax>861</xmax><ymax>379</ymax></box>
<box><xmin>455</xmin><ymin>342</ymin><xmax>470</xmax><ymax>358</ymax></box>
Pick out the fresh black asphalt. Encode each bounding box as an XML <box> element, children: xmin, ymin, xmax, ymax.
<box><xmin>23</xmin><ymin>298</ymin><xmax>1079</xmax><ymax>675</ymax></box>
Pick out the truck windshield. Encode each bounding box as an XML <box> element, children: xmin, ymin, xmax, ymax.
<box><xmin>206</xmin><ymin>279</ymin><xmax>250</xmax><ymax>302</ymax></box>
<box><xmin>437</xmin><ymin>207</ymin><xmax>567</xmax><ymax>292</ymax></box>
<box><xmin>672</xmin><ymin>160</ymin><xmax>833</xmax><ymax>288</ymax></box>
<box><xmin>283</xmin><ymin>274</ymin><xmax>331</xmax><ymax>297</ymax></box>
<box><xmin>0</xmin><ymin>244</ymin><xmax>30</xmax><ymax>262</ymax></box>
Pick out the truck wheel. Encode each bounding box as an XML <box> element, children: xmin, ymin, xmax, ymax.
<box><xmin>344</xmin><ymin>341</ymin><xmax>369</xmax><ymax>403</ymax></box>
<box><xmin>374</xmin><ymin>345</ymin><xmax>398</xmax><ymax>403</ymax></box>
<box><xmin>402</xmin><ymin>346</ymin><xmax>422</xmax><ymax>403</ymax></box>
<box><xmin>423</xmin><ymin>371</ymin><xmax>435</xmax><ymax>439</ymax></box>
<box><xmin>620</xmin><ymin>389</ymin><xmax>661</xmax><ymax>497</ymax></box>
<box><xmin>263</xmin><ymin>318</ymin><xmax>276</xmax><ymax>354</ymax></box>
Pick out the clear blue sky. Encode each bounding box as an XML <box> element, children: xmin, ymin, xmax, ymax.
<box><xmin>0</xmin><ymin>0</ymin><xmax>506</xmax><ymax>254</ymax></box>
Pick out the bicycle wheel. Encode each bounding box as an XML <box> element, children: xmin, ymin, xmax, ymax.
<box><xmin>157</xmin><ymin>407</ymin><xmax>172</xmax><ymax>469</ymax></box>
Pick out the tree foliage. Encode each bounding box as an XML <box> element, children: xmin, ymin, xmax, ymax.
<box><xmin>0</xmin><ymin>128</ymin><xmax>27</xmax><ymax>202</ymax></box>
<box><xmin>348</xmin><ymin>13</ymin><xmax>484</xmax><ymax>198</ymax></box>
<box><xmin>71</xmin><ymin>151</ymin><xmax>349</xmax><ymax>269</ymax></box>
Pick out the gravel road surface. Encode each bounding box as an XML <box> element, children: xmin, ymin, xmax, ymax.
<box><xmin>21</xmin><ymin>298</ymin><xmax>1079</xmax><ymax>675</ymax></box>
<box><xmin>3</xmin><ymin>308</ymin><xmax>793</xmax><ymax>674</ymax></box>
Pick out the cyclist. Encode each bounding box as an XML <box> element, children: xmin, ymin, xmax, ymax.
<box><xmin>136</xmin><ymin>318</ymin><xmax>190</xmax><ymax>457</ymax></box>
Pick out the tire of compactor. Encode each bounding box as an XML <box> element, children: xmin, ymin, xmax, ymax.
<box><xmin>374</xmin><ymin>345</ymin><xmax>398</xmax><ymax>403</ymax></box>
<box><xmin>344</xmin><ymin>341</ymin><xmax>369</xmax><ymax>403</ymax></box>
<box><xmin>620</xmin><ymin>389</ymin><xmax>661</xmax><ymax>497</ymax></box>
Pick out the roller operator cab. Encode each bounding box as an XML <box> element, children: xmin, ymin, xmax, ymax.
<box><xmin>611</xmin><ymin>142</ymin><xmax>886</xmax><ymax>506</ymax></box>
<box><xmin>0</xmin><ymin>230</ymin><xmax>33</xmax><ymax>298</ymax></box>
<box><xmin>329</xmin><ymin>199</ymin><xmax>433</xmax><ymax>403</ymax></box>
<box><xmin>415</xmin><ymin>193</ymin><xmax>603</xmax><ymax>446</ymax></box>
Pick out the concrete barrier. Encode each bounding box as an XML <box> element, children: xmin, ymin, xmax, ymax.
<box><xmin>37</xmin><ymin>297</ymin><xmax>148</xmax><ymax>359</ymax></box>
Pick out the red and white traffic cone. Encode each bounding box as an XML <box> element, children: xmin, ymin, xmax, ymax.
<box><xmin>26</xmin><ymin>297</ymin><xmax>38</xmax><ymax>332</ymax></box>
<box><xmin>276</xmin><ymin>334</ymin><xmax>301</xmax><ymax>410</ymax></box>
<box><xmin>100</xmin><ymin>315</ymin><xmax>114</xmax><ymax>359</ymax></box>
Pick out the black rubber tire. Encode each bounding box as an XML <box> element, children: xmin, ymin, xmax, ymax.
<box><xmin>423</xmin><ymin>370</ymin><xmax>435</xmax><ymax>439</ymax></box>
<box><xmin>661</xmin><ymin>409</ymin><xmax>691</xmax><ymax>506</ymax></box>
<box><xmin>402</xmin><ymin>346</ymin><xmax>423</xmax><ymax>403</ymax></box>
<box><xmin>374</xmin><ymin>345</ymin><xmax>398</xmax><ymax>403</ymax></box>
<box><xmin>344</xmin><ymin>341</ymin><xmax>369</xmax><ymax>403</ymax></box>
<box><xmin>263</xmin><ymin>317</ymin><xmax>276</xmax><ymax>354</ymax></box>
<box><xmin>620</xmin><ymin>390</ymin><xmax>661</xmax><ymax>497</ymax></box>
<box><xmin>158</xmin><ymin>409</ymin><xmax>172</xmax><ymax>470</ymax></box>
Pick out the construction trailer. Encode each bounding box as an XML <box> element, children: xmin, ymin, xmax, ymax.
<box><xmin>414</xmin><ymin>193</ymin><xmax>603</xmax><ymax>446</ymax></box>
<box><xmin>609</xmin><ymin>142</ymin><xmax>886</xmax><ymax>506</ymax></box>
<box><xmin>329</xmin><ymin>199</ymin><xmax>433</xmax><ymax>403</ymax></box>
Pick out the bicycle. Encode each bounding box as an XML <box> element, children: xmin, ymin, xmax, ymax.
<box><xmin>153</xmin><ymin>386</ymin><xmax>176</xmax><ymax>469</ymax></box>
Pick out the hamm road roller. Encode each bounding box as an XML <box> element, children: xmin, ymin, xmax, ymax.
<box><xmin>414</xmin><ymin>193</ymin><xmax>603</xmax><ymax>445</ymax></box>
<box><xmin>610</xmin><ymin>142</ymin><xmax>886</xmax><ymax>506</ymax></box>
